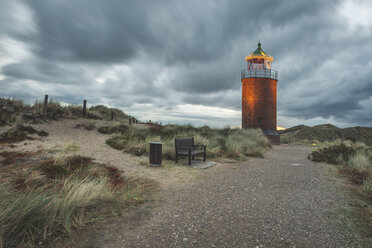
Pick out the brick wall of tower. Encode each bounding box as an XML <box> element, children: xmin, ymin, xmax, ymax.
<box><xmin>242</xmin><ymin>77</ymin><xmax>277</xmax><ymax>131</ymax></box>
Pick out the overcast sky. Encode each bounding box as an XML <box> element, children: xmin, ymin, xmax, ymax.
<box><xmin>1</xmin><ymin>0</ymin><xmax>371</xmax><ymax>128</ymax></box>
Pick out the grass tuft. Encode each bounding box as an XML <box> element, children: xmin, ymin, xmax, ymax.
<box><xmin>0</xmin><ymin>154</ymin><xmax>153</xmax><ymax>247</ymax></box>
<box><xmin>63</xmin><ymin>142</ymin><xmax>80</xmax><ymax>154</ymax></box>
<box><xmin>75</xmin><ymin>121</ymin><xmax>96</xmax><ymax>131</ymax></box>
<box><xmin>0</xmin><ymin>119</ymin><xmax>48</xmax><ymax>144</ymax></box>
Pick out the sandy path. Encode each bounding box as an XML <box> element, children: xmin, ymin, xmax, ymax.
<box><xmin>76</xmin><ymin>145</ymin><xmax>361</xmax><ymax>248</ymax></box>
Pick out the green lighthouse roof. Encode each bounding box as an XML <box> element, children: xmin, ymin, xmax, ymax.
<box><xmin>252</xmin><ymin>42</ymin><xmax>268</xmax><ymax>56</ymax></box>
<box><xmin>245</xmin><ymin>42</ymin><xmax>273</xmax><ymax>62</ymax></box>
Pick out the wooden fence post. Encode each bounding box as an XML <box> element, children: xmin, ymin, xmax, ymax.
<box><xmin>43</xmin><ymin>95</ymin><xmax>48</xmax><ymax>117</ymax></box>
<box><xmin>83</xmin><ymin>100</ymin><xmax>87</xmax><ymax>117</ymax></box>
<box><xmin>111</xmin><ymin>111</ymin><xmax>114</xmax><ymax>121</ymax></box>
<box><xmin>129</xmin><ymin>118</ymin><xmax>132</xmax><ymax>125</ymax></box>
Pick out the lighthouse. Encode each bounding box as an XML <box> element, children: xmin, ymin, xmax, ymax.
<box><xmin>241</xmin><ymin>42</ymin><xmax>280</xmax><ymax>144</ymax></box>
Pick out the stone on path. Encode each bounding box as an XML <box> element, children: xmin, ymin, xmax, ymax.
<box><xmin>191</xmin><ymin>161</ymin><xmax>216</xmax><ymax>169</ymax></box>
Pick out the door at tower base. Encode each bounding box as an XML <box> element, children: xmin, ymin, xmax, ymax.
<box><xmin>264</xmin><ymin>130</ymin><xmax>280</xmax><ymax>145</ymax></box>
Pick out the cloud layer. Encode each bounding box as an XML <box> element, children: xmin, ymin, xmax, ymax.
<box><xmin>1</xmin><ymin>0</ymin><xmax>371</xmax><ymax>127</ymax></box>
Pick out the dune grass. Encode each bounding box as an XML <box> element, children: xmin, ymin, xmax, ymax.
<box><xmin>0</xmin><ymin>97</ymin><xmax>135</xmax><ymax>126</ymax></box>
<box><xmin>279</xmin><ymin>124</ymin><xmax>372</xmax><ymax>146</ymax></box>
<box><xmin>63</xmin><ymin>142</ymin><xmax>80</xmax><ymax>154</ymax></box>
<box><xmin>0</xmin><ymin>116</ymin><xmax>49</xmax><ymax>144</ymax></box>
<box><xmin>0</xmin><ymin>154</ymin><xmax>152</xmax><ymax>247</ymax></box>
<box><xmin>106</xmin><ymin>125</ymin><xmax>270</xmax><ymax>160</ymax></box>
<box><xmin>98</xmin><ymin>121</ymin><xmax>129</xmax><ymax>134</ymax></box>
<box><xmin>309</xmin><ymin>140</ymin><xmax>372</xmax><ymax>194</ymax></box>
<box><xmin>75</xmin><ymin>121</ymin><xmax>96</xmax><ymax>131</ymax></box>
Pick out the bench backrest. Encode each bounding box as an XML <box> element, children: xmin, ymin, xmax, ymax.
<box><xmin>175</xmin><ymin>137</ymin><xmax>194</xmax><ymax>153</ymax></box>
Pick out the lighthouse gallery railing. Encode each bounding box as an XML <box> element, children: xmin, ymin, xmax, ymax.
<box><xmin>241</xmin><ymin>69</ymin><xmax>278</xmax><ymax>80</ymax></box>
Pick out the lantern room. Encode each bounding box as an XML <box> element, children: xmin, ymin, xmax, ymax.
<box><xmin>245</xmin><ymin>42</ymin><xmax>273</xmax><ymax>70</ymax></box>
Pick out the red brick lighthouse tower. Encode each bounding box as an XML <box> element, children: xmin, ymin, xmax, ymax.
<box><xmin>241</xmin><ymin>42</ymin><xmax>280</xmax><ymax>144</ymax></box>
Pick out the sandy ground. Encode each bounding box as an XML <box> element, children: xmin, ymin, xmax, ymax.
<box><xmin>0</xmin><ymin>119</ymin><xmax>228</xmax><ymax>189</ymax></box>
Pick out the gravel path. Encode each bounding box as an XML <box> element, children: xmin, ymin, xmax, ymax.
<box><xmin>80</xmin><ymin>145</ymin><xmax>355</xmax><ymax>248</ymax></box>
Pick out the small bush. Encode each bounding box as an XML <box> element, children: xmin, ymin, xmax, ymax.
<box><xmin>87</xmin><ymin>110</ymin><xmax>103</xmax><ymax>120</ymax></box>
<box><xmin>98</xmin><ymin>123</ymin><xmax>129</xmax><ymax>134</ymax></box>
<box><xmin>310</xmin><ymin>143</ymin><xmax>356</xmax><ymax>164</ymax></box>
<box><xmin>75</xmin><ymin>121</ymin><xmax>96</xmax><ymax>131</ymax></box>
<box><xmin>309</xmin><ymin>141</ymin><xmax>372</xmax><ymax>193</ymax></box>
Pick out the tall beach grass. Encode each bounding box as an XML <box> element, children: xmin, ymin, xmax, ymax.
<box><xmin>106</xmin><ymin>125</ymin><xmax>270</xmax><ymax>160</ymax></box>
<box><xmin>0</xmin><ymin>97</ymin><xmax>135</xmax><ymax>126</ymax></box>
<box><xmin>0</xmin><ymin>155</ymin><xmax>151</xmax><ymax>247</ymax></box>
<box><xmin>309</xmin><ymin>140</ymin><xmax>372</xmax><ymax>194</ymax></box>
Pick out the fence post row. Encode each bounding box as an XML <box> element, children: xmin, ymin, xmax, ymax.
<box><xmin>43</xmin><ymin>94</ymin><xmax>48</xmax><ymax>117</ymax></box>
<box><xmin>83</xmin><ymin>100</ymin><xmax>87</xmax><ymax>117</ymax></box>
<box><xmin>14</xmin><ymin>94</ymin><xmax>143</xmax><ymax>122</ymax></box>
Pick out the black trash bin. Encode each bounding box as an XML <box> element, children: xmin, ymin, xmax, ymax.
<box><xmin>149</xmin><ymin>142</ymin><xmax>162</xmax><ymax>166</ymax></box>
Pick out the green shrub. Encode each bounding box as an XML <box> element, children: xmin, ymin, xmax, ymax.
<box><xmin>310</xmin><ymin>143</ymin><xmax>356</xmax><ymax>164</ymax></box>
<box><xmin>309</xmin><ymin>141</ymin><xmax>372</xmax><ymax>193</ymax></box>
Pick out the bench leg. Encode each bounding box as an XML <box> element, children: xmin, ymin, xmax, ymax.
<box><xmin>192</xmin><ymin>156</ymin><xmax>195</xmax><ymax>160</ymax></box>
<box><xmin>188</xmin><ymin>149</ymin><xmax>191</xmax><ymax>165</ymax></box>
<box><xmin>203</xmin><ymin>146</ymin><xmax>206</xmax><ymax>161</ymax></box>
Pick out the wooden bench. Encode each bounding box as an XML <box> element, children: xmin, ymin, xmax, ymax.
<box><xmin>175</xmin><ymin>137</ymin><xmax>206</xmax><ymax>165</ymax></box>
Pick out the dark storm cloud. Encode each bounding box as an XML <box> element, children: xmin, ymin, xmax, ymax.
<box><xmin>1</xmin><ymin>0</ymin><xmax>371</xmax><ymax>127</ymax></box>
<box><xmin>24</xmin><ymin>0</ymin><xmax>160</xmax><ymax>63</ymax></box>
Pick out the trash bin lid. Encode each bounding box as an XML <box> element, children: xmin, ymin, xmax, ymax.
<box><xmin>150</xmin><ymin>142</ymin><xmax>162</xmax><ymax>144</ymax></box>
